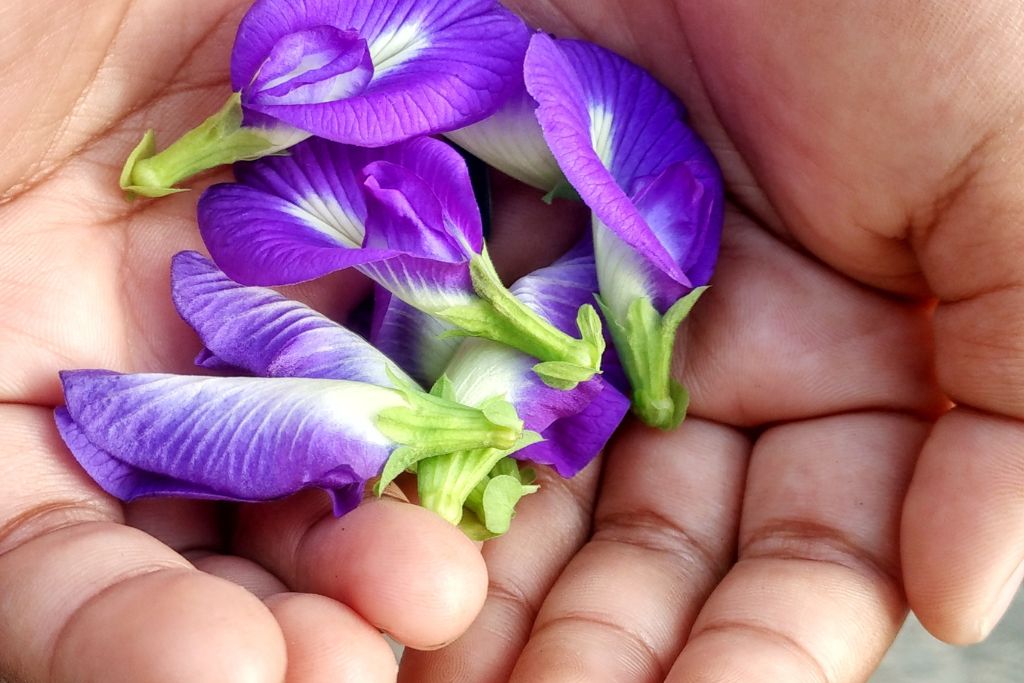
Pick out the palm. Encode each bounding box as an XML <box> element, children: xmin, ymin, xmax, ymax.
<box><xmin>402</xmin><ymin>1</ymin><xmax>1024</xmax><ymax>681</ymax></box>
<box><xmin>0</xmin><ymin>3</ymin><xmax>487</xmax><ymax>681</ymax></box>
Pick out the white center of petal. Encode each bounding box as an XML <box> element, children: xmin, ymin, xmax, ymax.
<box><xmin>261</xmin><ymin>52</ymin><xmax>336</xmax><ymax>91</ymax></box>
<box><xmin>593</xmin><ymin>217</ymin><xmax>652</xmax><ymax>321</ymax></box>
<box><xmin>445</xmin><ymin>339</ymin><xmax>530</xmax><ymax>408</ymax></box>
<box><xmin>287</xmin><ymin>195</ymin><xmax>366</xmax><ymax>248</ymax></box>
<box><xmin>322</xmin><ymin>381</ymin><xmax>409</xmax><ymax>445</ymax></box>
<box><xmin>369</xmin><ymin>22</ymin><xmax>428</xmax><ymax>75</ymax></box>
<box><xmin>444</xmin><ymin>89</ymin><xmax>564</xmax><ymax>191</ymax></box>
<box><xmin>357</xmin><ymin>260</ymin><xmax>476</xmax><ymax>314</ymax></box>
<box><xmin>588</xmin><ymin>104</ymin><xmax>615</xmax><ymax>170</ymax></box>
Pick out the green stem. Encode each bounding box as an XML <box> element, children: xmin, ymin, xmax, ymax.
<box><xmin>599</xmin><ymin>288</ymin><xmax>708</xmax><ymax>430</ymax></box>
<box><xmin>436</xmin><ymin>250</ymin><xmax>606</xmax><ymax>390</ymax></box>
<box><xmin>375</xmin><ymin>392</ymin><xmax>523</xmax><ymax>458</ymax></box>
<box><xmin>120</xmin><ymin>93</ymin><xmax>306</xmax><ymax>199</ymax></box>
<box><xmin>417</xmin><ymin>447</ymin><xmax>509</xmax><ymax>526</ymax></box>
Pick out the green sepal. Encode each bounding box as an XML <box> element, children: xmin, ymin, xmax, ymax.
<box><xmin>458</xmin><ymin>459</ymin><xmax>541</xmax><ymax>540</ymax></box>
<box><xmin>429</xmin><ymin>374</ymin><xmax>457</xmax><ymax>401</ymax></box>
<box><xmin>119</xmin><ymin>132</ymin><xmax>188</xmax><ymax>198</ymax></box>
<box><xmin>120</xmin><ymin>92</ymin><xmax>303</xmax><ymax>200</ymax></box>
<box><xmin>375</xmin><ymin>383</ymin><xmax>525</xmax><ymax>484</ymax></box>
<box><xmin>532</xmin><ymin>361</ymin><xmax>598</xmax><ymax>390</ymax></box>
<box><xmin>541</xmin><ymin>180</ymin><xmax>583</xmax><ymax>204</ymax></box>
<box><xmin>435</xmin><ymin>252</ymin><xmax>604</xmax><ymax>390</ymax></box>
<box><xmin>576</xmin><ymin>304</ymin><xmax>606</xmax><ymax>352</ymax></box>
<box><xmin>480</xmin><ymin>396</ymin><xmax>522</xmax><ymax>430</ymax></box>
<box><xmin>375</xmin><ymin>446</ymin><xmax>430</xmax><ymax>496</ymax></box>
<box><xmin>417</xmin><ymin>431</ymin><xmax>542</xmax><ymax>533</ymax></box>
<box><xmin>598</xmin><ymin>287</ymin><xmax>708</xmax><ymax>430</ymax></box>
<box><xmin>479</xmin><ymin>475</ymin><xmax>531</xmax><ymax>536</ymax></box>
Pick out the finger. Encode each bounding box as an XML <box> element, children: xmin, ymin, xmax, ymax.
<box><xmin>265</xmin><ymin>592</ymin><xmax>399</xmax><ymax>683</ymax></box>
<box><xmin>683</xmin><ymin>212</ymin><xmax>943</xmax><ymax>427</ymax></box>
<box><xmin>0</xmin><ymin>404</ymin><xmax>287</xmax><ymax>682</ymax></box>
<box><xmin>667</xmin><ymin>413</ymin><xmax>924</xmax><ymax>683</ymax></box>
<box><xmin>902</xmin><ymin>408</ymin><xmax>1024</xmax><ymax>643</ymax></box>
<box><xmin>231</xmin><ymin>489</ymin><xmax>488</xmax><ymax>649</ymax></box>
<box><xmin>508</xmin><ymin>418</ymin><xmax>748</xmax><ymax>683</ymax></box>
<box><xmin>398</xmin><ymin>459</ymin><xmax>602</xmax><ymax>682</ymax></box>
<box><xmin>902</xmin><ymin>125</ymin><xmax>1024</xmax><ymax>641</ymax></box>
<box><xmin>127</xmin><ymin>498</ymin><xmax>292</xmax><ymax>598</ymax></box>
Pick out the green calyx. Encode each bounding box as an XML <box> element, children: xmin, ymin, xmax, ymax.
<box><xmin>460</xmin><ymin>459</ymin><xmax>540</xmax><ymax>540</ymax></box>
<box><xmin>417</xmin><ymin>448</ymin><xmax>544</xmax><ymax>540</ymax></box>
<box><xmin>373</xmin><ymin>376</ymin><xmax>526</xmax><ymax>495</ymax></box>
<box><xmin>541</xmin><ymin>179</ymin><xmax>583</xmax><ymax>204</ymax></box>
<box><xmin>119</xmin><ymin>93</ymin><xmax>303</xmax><ymax>199</ymax></box>
<box><xmin>436</xmin><ymin>250</ymin><xmax>605</xmax><ymax>391</ymax></box>
<box><xmin>381</xmin><ymin>375</ymin><xmax>541</xmax><ymax>540</ymax></box>
<box><xmin>599</xmin><ymin>287</ymin><xmax>709</xmax><ymax>430</ymax></box>
<box><xmin>420</xmin><ymin>450</ymin><xmax>541</xmax><ymax>541</ymax></box>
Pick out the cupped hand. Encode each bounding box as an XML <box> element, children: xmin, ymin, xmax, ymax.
<box><xmin>0</xmin><ymin>3</ymin><xmax>488</xmax><ymax>682</ymax></box>
<box><xmin>401</xmin><ymin>1</ymin><xmax>1024</xmax><ymax>682</ymax></box>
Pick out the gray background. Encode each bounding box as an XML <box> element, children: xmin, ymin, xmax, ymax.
<box><xmin>873</xmin><ymin>588</ymin><xmax>1023</xmax><ymax>682</ymax></box>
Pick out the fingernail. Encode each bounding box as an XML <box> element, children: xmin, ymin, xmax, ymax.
<box><xmin>982</xmin><ymin>557</ymin><xmax>1024</xmax><ymax>637</ymax></box>
<box><xmin>419</xmin><ymin>636</ymin><xmax>459</xmax><ymax>651</ymax></box>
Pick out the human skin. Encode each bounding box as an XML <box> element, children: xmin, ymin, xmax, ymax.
<box><xmin>1</xmin><ymin>1</ymin><xmax>1022</xmax><ymax>682</ymax></box>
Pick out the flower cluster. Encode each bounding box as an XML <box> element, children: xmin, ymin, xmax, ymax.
<box><xmin>58</xmin><ymin>0</ymin><xmax>723</xmax><ymax>535</ymax></box>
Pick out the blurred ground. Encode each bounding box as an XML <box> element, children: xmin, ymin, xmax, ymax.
<box><xmin>873</xmin><ymin>588</ymin><xmax>1023</xmax><ymax>682</ymax></box>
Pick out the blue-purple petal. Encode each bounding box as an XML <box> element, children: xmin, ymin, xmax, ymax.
<box><xmin>362</xmin><ymin>136</ymin><xmax>484</xmax><ymax>255</ymax></box>
<box><xmin>57</xmin><ymin>370</ymin><xmax>407</xmax><ymax>515</ymax></box>
<box><xmin>198</xmin><ymin>138</ymin><xmax>390</xmax><ymax>286</ymax></box>
<box><xmin>514</xmin><ymin>375</ymin><xmax>629</xmax><ymax>477</ymax></box>
<box><xmin>524</xmin><ymin>34</ymin><xmax>724</xmax><ymax>306</ymax></box>
<box><xmin>232</xmin><ymin>0</ymin><xmax>530</xmax><ymax>146</ymax></box>
<box><xmin>507</xmin><ymin>235</ymin><xmax>598</xmax><ymax>336</ymax></box>
<box><xmin>444</xmin><ymin>72</ymin><xmax>563</xmax><ymax>190</ymax></box>
<box><xmin>244</xmin><ymin>27</ymin><xmax>374</xmax><ymax>108</ymax></box>
<box><xmin>171</xmin><ymin>251</ymin><xmax>411</xmax><ymax>387</ymax></box>
<box><xmin>441</xmin><ymin>240</ymin><xmax>627</xmax><ymax>476</ymax></box>
<box><xmin>198</xmin><ymin>136</ymin><xmax>480</xmax><ymax>306</ymax></box>
<box><xmin>371</xmin><ymin>288</ymin><xmax>461</xmax><ymax>387</ymax></box>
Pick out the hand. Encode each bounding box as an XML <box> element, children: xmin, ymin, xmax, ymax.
<box><xmin>0</xmin><ymin>3</ymin><xmax>489</xmax><ymax>681</ymax></box>
<box><xmin>400</xmin><ymin>1</ymin><xmax>1024</xmax><ymax>681</ymax></box>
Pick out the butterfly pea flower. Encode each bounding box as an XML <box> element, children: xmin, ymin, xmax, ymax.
<box><xmin>444</xmin><ymin>70</ymin><xmax>566</xmax><ymax>193</ymax></box>
<box><xmin>120</xmin><ymin>0</ymin><xmax>529</xmax><ymax>198</ymax></box>
<box><xmin>511</xmin><ymin>34</ymin><xmax>724</xmax><ymax>430</ymax></box>
<box><xmin>372</xmin><ymin>239</ymin><xmax>630</xmax><ymax>538</ymax></box>
<box><xmin>198</xmin><ymin>135</ymin><xmax>606</xmax><ymax>390</ymax></box>
<box><xmin>371</xmin><ymin>287</ymin><xmax>463</xmax><ymax>388</ymax></box>
<box><xmin>54</xmin><ymin>252</ymin><xmax>525</xmax><ymax>517</ymax></box>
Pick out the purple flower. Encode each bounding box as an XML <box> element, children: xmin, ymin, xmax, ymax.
<box><xmin>445</xmin><ymin>69</ymin><xmax>564</xmax><ymax>192</ymax></box>
<box><xmin>523</xmin><ymin>34</ymin><xmax>724</xmax><ymax>429</ymax></box>
<box><xmin>373</xmin><ymin>239</ymin><xmax>630</xmax><ymax>536</ymax></box>
<box><xmin>199</xmin><ymin>135</ymin><xmax>605</xmax><ymax>389</ymax></box>
<box><xmin>55</xmin><ymin>252</ymin><xmax>524</xmax><ymax>517</ymax></box>
<box><xmin>371</xmin><ymin>288</ymin><xmax>462</xmax><ymax>388</ymax></box>
<box><xmin>121</xmin><ymin>0</ymin><xmax>529</xmax><ymax>198</ymax></box>
<box><xmin>234</xmin><ymin>0</ymin><xmax>528</xmax><ymax>145</ymax></box>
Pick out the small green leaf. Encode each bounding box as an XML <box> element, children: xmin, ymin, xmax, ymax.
<box><xmin>429</xmin><ymin>374</ymin><xmax>457</xmax><ymax>401</ymax></box>
<box><xmin>480</xmin><ymin>475</ymin><xmax>528</xmax><ymax>535</ymax></box>
<box><xmin>602</xmin><ymin>291</ymin><xmax>707</xmax><ymax>430</ymax></box>
<box><xmin>479</xmin><ymin>396</ymin><xmax>522</xmax><ymax>430</ymax></box>
<box><xmin>532</xmin><ymin>361</ymin><xmax>595</xmax><ymax>390</ymax></box>
<box><xmin>376</xmin><ymin>447</ymin><xmax>431</xmax><ymax>495</ymax></box>
<box><xmin>541</xmin><ymin>180</ymin><xmax>583</xmax><ymax>204</ymax></box>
